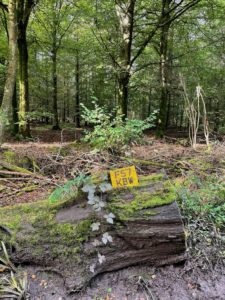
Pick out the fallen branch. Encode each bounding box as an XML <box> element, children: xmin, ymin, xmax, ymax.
<box><xmin>0</xmin><ymin>161</ymin><xmax>33</xmax><ymax>175</ymax></box>
<box><xmin>0</xmin><ymin>225</ymin><xmax>12</xmax><ymax>236</ymax></box>
<box><xmin>0</xmin><ymin>170</ymin><xmax>34</xmax><ymax>177</ymax></box>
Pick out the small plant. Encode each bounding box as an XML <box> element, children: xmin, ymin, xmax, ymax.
<box><xmin>0</xmin><ymin>242</ymin><xmax>28</xmax><ymax>299</ymax></box>
<box><xmin>81</xmin><ymin>101</ymin><xmax>157</xmax><ymax>152</ymax></box>
<box><xmin>177</xmin><ymin>175</ymin><xmax>225</xmax><ymax>266</ymax></box>
<box><xmin>81</xmin><ymin>177</ymin><xmax>115</xmax><ymax>273</ymax></box>
<box><xmin>0</xmin><ymin>272</ymin><xmax>28</xmax><ymax>300</ymax></box>
<box><xmin>49</xmin><ymin>174</ymin><xmax>88</xmax><ymax>203</ymax></box>
<box><xmin>0</xmin><ymin>242</ymin><xmax>16</xmax><ymax>273</ymax></box>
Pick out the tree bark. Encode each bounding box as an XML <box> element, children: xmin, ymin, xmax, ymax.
<box><xmin>117</xmin><ymin>71</ymin><xmax>130</xmax><ymax>118</ymax></box>
<box><xmin>16</xmin><ymin>0</ymin><xmax>38</xmax><ymax>138</ymax></box>
<box><xmin>12</xmin><ymin>82</ymin><xmax>19</xmax><ymax>135</ymax></box>
<box><xmin>17</xmin><ymin>22</ymin><xmax>30</xmax><ymax>137</ymax></box>
<box><xmin>115</xmin><ymin>0</ymin><xmax>135</xmax><ymax>119</ymax></box>
<box><xmin>51</xmin><ymin>9</ymin><xmax>60</xmax><ymax>131</ymax></box>
<box><xmin>52</xmin><ymin>46</ymin><xmax>60</xmax><ymax>130</ymax></box>
<box><xmin>156</xmin><ymin>0</ymin><xmax>171</xmax><ymax>137</ymax></box>
<box><xmin>0</xmin><ymin>0</ymin><xmax>18</xmax><ymax>144</ymax></box>
<box><xmin>75</xmin><ymin>50</ymin><xmax>80</xmax><ymax>128</ymax></box>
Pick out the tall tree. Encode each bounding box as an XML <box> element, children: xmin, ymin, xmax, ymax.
<box><xmin>115</xmin><ymin>0</ymin><xmax>135</xmax><ymax>118</ymax></box>
<box><xmin>92</xmin><ymin>0</ymin><xmax>201</xmax><ymax>119</ymax></box>
<box><xmin>0</xmin><ymin>0</ymin><xmax>18</xmax><ymax>143</ymax></box>
<box><xmin>34</xmin><ymin>0</ymin><xmax>76</xmax><ymax>130</ymax></box>
<box><xmin>17</xmin><ymin>0</ymin><xmax>38</xmax><ymax>137</ymax></box>
<box><xmin>74</xmin><ymin>46</ymin><xmax>80</xmax><ymax>127</ymax></box>
<box><xmin>156</xmin><ymin>0</ymin><xmax>202</xmax><ymax>137</ymax></box>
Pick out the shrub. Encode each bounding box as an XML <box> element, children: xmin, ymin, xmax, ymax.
<box><xmin>81</xmin><ymin>102</ymin><xmax>157</xmax><ymax>152</ymax></box>
<box><xmin>178</xmin><ymin>175</ymin><xmax>225</xmax><ymax>229</ymax></box>
<box><xmin>218</xmin><ymin>127</ymin><xmax>225</xmax><ymax>135</ymax></box>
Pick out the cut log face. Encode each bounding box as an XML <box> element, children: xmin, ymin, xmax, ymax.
<box><xmin>5</xmin><ymin>174</ymin><xmax>186</xmax><ymax>292</ymax></box>
<box><xmin>98</xmin><ymin>201</ymin><xmax>185</xmax><ymax>273</ymax></box>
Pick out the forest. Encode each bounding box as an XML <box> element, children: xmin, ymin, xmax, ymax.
<box><xmin>0</xmin><ymin>0</ymin><xmax>225</xmax><ymax>299</ymax></box>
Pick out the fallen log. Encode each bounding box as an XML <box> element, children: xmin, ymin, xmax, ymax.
<box><xmin>1</xmin><ymin>173</ymin><xmax>186</xmax><ymax>292</ymax></box>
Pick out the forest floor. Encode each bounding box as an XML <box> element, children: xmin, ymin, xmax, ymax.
<box><xmin>0</xmin><ymin>126</ymin><xmax>225</xmax><ymax>300</ymax></box>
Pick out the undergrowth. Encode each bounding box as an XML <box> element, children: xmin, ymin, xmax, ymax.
<box><xmin>81</xmin><ymin>101</ymin><xmax>157</xmax><ymax>152</ymax></box>
<box><xmin>0</xmin><ymin>242</ymin><xmax>28</xmax><ymax>299</ymax></box>
<box><xmin>178</xmin><ymin>174</ymin><xmax>225</xmax><ymax>266</ymax></box>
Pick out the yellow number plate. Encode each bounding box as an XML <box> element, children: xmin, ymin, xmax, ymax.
<box><xmin>110</xmin><ymin>166</ymin><xmax>139</xmax><ymax>188</ymax></box>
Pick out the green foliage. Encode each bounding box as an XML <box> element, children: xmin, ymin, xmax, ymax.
<box><xmin>0</xmin><ymin>242</ymin><xmax>28</xmax><ymax>300</ymax></box>
<box><xmin>178</xmin><ymin>176</ymin><xmax>225</xmax><ymax>229</ymax></box>
<box><xmin>0</xmin><ymin>271</ymin><xmax>28</xmax><ymax>300</ymax></box>
<box><xmin>0</xmin><ymin>242</ymin><xmax>16</xmax><ymax>273</ymax></box>
<box><xmin>49</xmin><ymin>174</ymin><xmax>88</xmax><ymax>203</ymax></box>
<box><xmin>81</xmin><ymin>102</ymin><xmax>157</xmax><ymax>151</ymax></box>
<box><xmin>218</xmin><ymin>127</ymin><xmax>225</xmax><ymax>135</ymax></box>
<box><xmin>25</xmin><ymin>111</ymin><xmax>54</xmax><ymax>121</ymax></box>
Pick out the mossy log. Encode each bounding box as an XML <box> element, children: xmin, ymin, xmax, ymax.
<box><xmin>0</xmin><ymin>161</ymin><xmax>33</xmax><ymax>175</ymax></box>
<box><xmin>0</xmin><ymin>174</ymin><xmax>186</xmax><ymax>292</ymax></box>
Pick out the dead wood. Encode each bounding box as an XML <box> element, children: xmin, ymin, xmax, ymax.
<box><xmin>9</xmin><ymin>176</ymin><xmax>186</xmax><ymax>292</ymax></box>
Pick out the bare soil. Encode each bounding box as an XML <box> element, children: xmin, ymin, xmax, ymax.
<box><xmin>25</xmin><ymin>262</ymin><xmax>225</xmax><ymax>299</ymax></box>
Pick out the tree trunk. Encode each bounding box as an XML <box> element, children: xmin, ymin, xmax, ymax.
<box><xmin>52</xmin><ymin>47</ymin><xmax>60</xmax><ymax>130</ymax></box>
<box><xmin>0</xmin><ymin>0</ymin><xmax>18</xmax><ymax>144</ymax></box>
<box><xmin>115</xmin><ymin>0</ymin><xmax>135</xmax><ymax>119</ymax></box>
<box><xmin>166</xmin><ymin>92</ymin><xmax>171</xmax><ymax>128</ymax></box>
<box><xmin>156</xmin><ymin>0</ymin><xmax>171</xmax><ymax>137</ymax></box>
<box><xmin>214</xmin><ymin>97</ymin><xmax>220</xmax><ymax>132</ymax></box>
<box><xmin>75</xmin><ymin>51</ymin><xmax>80</xmax><ymax>128</ymax></box>
<box><xmin>17</xmin><ymin>23</ymin><xmax>31</xmax><ymax>138</ymax></box>
<box><xmin>12</xmin><ymin>82</ymin><xmax>19</xmax><ymax>135</ymax></box>
<box><xmin>118</xmin><ymin>72</ymin><xmax>130</xmax><ymax>119</ymax></box>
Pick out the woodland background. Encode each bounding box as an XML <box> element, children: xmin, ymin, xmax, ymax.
<box><xmin>0</xmin><ymin>0</ymin><xmax>224</xmax><ymax>139</ymax></box>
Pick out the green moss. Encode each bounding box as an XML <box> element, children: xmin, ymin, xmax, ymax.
<box><xmin>124</xmin><ymin>157</ymin><xmax>167</xmax><ymax>167</ymax></box>
<box><xmin>186</xmin><ymin>158</ymin><xmax>212</xmax><ymax>171</ymax></box>
<box><xmin>109</xmin><ymin>179</ymin><xmax>178</xmax><ymax>220</ymax></box>
<box><xmin>0</xmin><ymin>198</ymin><xmax>93</xmax><ymax>259</ymax></box>
<box><xmin>2</xmin><ymin>151</ymin><xmax>16</xmax><ymax>164</ymax></box>
<box><xmin>139</xmin><ymin>173</ymin><xmax>164</xmax><ymax>185</ymax></box>
<box><xmin>1</xmin><ymin>151</ymin><xmax>33</xmax><ymax>173</ymax></box>
<box><xmin>48</xmin><ymin>145</ymin><xmax>70</xmax><ymax>157</ymax></box>
<box><xmin>21</xmin><ymin>185</ymin><xmax>37</xmax><ymax>192</ymax></box>
<box><xmin>0</xmin><ymin>185</ymin><xmax>6</xmax><ymax>192</ymax></box>
<box><xmin>75</xmin><ymin>219</ymin><xmax>93</xmax><ymax>243</ymax></box>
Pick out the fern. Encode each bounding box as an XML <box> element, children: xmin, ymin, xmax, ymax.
<box><xmin>49</xmin><ymin>174</ymin><xmax>88</xmax><ymax>203</ymax></box>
